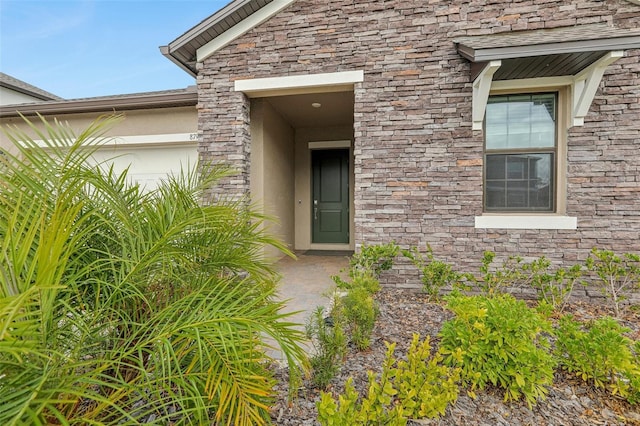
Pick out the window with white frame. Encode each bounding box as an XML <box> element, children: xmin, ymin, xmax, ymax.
<box><xmin>484</xmin><ymin>93</ymin><xmax>557</xmax><ymax>212</ymax></box>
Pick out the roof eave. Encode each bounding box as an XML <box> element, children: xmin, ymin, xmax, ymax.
<box><xmin>159</xmin><ymin>45</ymin><xmax>197</xmax><ymax>77</ymax></box>
<box><xmin>0</xmin><ymin>91</ymin><xmax>198</xmax><ymax>118</ymax></box>
<box><xmin>457</xmin><ymin>35</ymin><xmax>640</xmax><ymax>62</ymax></box>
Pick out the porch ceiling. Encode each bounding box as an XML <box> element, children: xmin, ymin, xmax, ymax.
<box><xmin>265</xmin><ymin>91</ymin><xmax>354</xmax><ymax>128</ymax></box>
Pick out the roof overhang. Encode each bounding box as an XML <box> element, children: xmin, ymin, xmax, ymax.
<box><xmin>455</xmin><ymin>24</ymin><xmax>640</xmax><ymax>130</ymax></box>
<box><xmin>160</xmin><ymin>0</ymin><xmax>296</xmax><ymax>76</ymax></box>
<box><xmin>0</xmin><ymin>88</ymin><xmax>197</xmax><ymax>118</ymax></box>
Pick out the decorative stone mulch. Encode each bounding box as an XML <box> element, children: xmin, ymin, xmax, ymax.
<box><xmin>271</xmin><ymin>289</ymin><xmax>640</xmax><ymax>425</ymax></box>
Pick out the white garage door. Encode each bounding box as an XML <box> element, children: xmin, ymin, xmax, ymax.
<box><xmin>90</xmin><ymin>134</ymin><xmax>198</xmax><ymax>191</ymax></box>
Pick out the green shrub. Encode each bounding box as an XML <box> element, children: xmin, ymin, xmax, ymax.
<box><xmin>393</xmin><ymin>334</ymin><xmax>460</xmax><ymax>419</ymax></box>
<box><xmin>342</xmin><ymin>285</ymin><xmax>378</xmax><ymax>351</ymax></box>
<box><xmin>528</xmin><ymin>261</ymin><xmax>583</xmax><ymax>313</ymax></box>
<box><xmin>332</xmin><ymin>255</ymin><xmax>383</xmax><ymax>352</ymax></box>
<box><xmin>476</xmin><ymin>251</ymin><xmax>526</xmax><ymax>295</ymax></box>
<box><xmin>555</xmin><ymin>315</ymin><xmax>640</xmax><ymax>403</ymax></box>
<box><xmin>350</xmin><ymin>242</ymin><xmax>400</xmax><ymax>278</ymax></box>
<box><xmin>317</xmin><ymin>343</ymin><xmax>406</xmax><ymax>426</ymax></box>
<box><xmin>585</xmin><ymin>248</ymin><xmax>640</xmax><ymax>318</ymax></box>
<box><xmin>402</xmin><ymin>245</ymin><xmax>467</xmax><ymax>300</ymax></box>
<box><xmin>0</xmin><ymin>115</ymin><xmax>306</xmax><ymax>425</ymax></box>
<box><xmin>317</xmin><ymin>335</ymin><xmax>459</xmax><ymax>425</ymax></box>
<box><xmin>306</xmin><ymin>300</ymin><xmax>348</xmax><ymax>389</ymax></box>
<box><xmin>439</xmin><ymin>293</ymin><xmax>556</xmax><ymax>407</ymax></box>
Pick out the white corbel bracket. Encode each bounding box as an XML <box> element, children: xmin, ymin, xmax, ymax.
<box><xmin>472</xmin><ymin>60</ymin><xmax>501</xmax><ymax>131</ymax></box>
<box><xmin>572</xmin><ymin>50</ymin><xmax>623</xmax><ymax>126</ymax></box>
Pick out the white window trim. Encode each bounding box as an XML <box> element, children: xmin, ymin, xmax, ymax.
<box><xmin>477</xmin><ymin>87</ymin><xmax>573</xmax><ymax>228</ymax></box>
<box><xmin>475</xmin><ymin>215</ymin><xmax>577</xmax><ymax>230</ymax></box>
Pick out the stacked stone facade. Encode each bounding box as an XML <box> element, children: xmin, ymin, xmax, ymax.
<box><xmin>196</xmin><ymin>0</ymin><xmax>640</xmax><ymax>290</ymax></box>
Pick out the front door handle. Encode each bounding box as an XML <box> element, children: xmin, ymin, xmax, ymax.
<box><xmin>314</xmin><ymin>207</ymin><xmax>318</xmax><ymax>220</ymax></box>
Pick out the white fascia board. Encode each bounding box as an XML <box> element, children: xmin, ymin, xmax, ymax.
<box><xmin>472</xmin><ymin>60</ymin><xmax>501</xmax><ymax>131</ymax></box>
<box><xmin>491</xmin><ymin>76</ymin><xmax>574</xmax><ymax>91</ymax></box>
<box><xmin>571</xmin><ymin>50</ymin><xmax>623</xmax><ymax>126</ymax></box>
<box><xmin>30</xmin><ymin>133</ymin><xmax>198</xmax><ymax>148</ymax></box>
<box><xmin>197</xmin><ymin>0</ymin><xmax>297</xmax><ymax>62</ymax></box>
<box><xmin>475</xmin><ymin>215</ymin><xmax>577</xmax><ymax>230</ymax></box>
<box><xmin>235</xmin><ymin>70</ymin><xmax>365</xmax><ymax>97</ymax></box>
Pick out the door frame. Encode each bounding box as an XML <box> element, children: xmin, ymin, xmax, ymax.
<box><xmin>311</xmin><ymin>147</ymin><xmax>350</xmax><ymax>244</ymax></box>
<box><xmin>297</xmin><ymin>140</ymin><xmax>354</xmax><ymax>250</ymax></box>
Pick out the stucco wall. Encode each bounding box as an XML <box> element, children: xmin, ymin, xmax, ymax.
<box><xmin>196</xmin><ymin>0</ymin><xmax>640</xmax><ymax>287</ymax></box>
<box><xmin>250</xmin><ymin>99</ymin><xmax>296</xmax><ymax>258</ymax></box>
<box><xmin>0</xmin><ymin>87</ymin><xmax>46</xmax><ymax>105</ymax></box>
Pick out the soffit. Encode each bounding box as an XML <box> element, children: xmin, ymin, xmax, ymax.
<box><xmin>266</xmin><ymin>92</ymin><xmax>354</xmax><ymax>128</ymax></box>
<box><xmin>160</xmin><ymin>0</ymin><xmax>274</xmax><ymax>76</ymax></box>
<box><xmin>456</xmin><ymin>24</ymin><xmax>640</xmax><ymax>81</ymax></box>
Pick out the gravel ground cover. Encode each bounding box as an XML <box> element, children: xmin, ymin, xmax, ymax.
<box><xmin>271</xmin><ymin>289</ymin><xmax>640</xmax><ymax>425</ymax></box>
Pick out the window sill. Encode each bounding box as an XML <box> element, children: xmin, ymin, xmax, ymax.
<box><xmin>475</xmin><ymin>215</ymin><xmax>577</xmax><ymax>230</ymax></box>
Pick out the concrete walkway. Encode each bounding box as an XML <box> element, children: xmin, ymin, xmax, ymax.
<box><xmin>269</xmin><ymin>251</ymin><xmax>351</xmax><ymax>359</ymax></box>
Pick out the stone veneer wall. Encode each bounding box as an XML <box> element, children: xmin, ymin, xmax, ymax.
<box><xmin>196</xmin><ymin>0</ymin><xmax>640</xmax><ymax>294</ymax></box>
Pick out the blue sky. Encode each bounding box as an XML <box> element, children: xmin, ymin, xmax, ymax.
<box><xmin>0</xmin><ymin>0</ymin><xmax>229</xmax><ymax>99</ymax></box>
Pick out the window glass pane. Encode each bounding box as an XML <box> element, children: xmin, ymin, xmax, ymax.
<box><xmin>485</xmin><ymin>93</ymin><xmax>556</xmax><ymax>150</ymax></box>
<box><xmin>485</xmin><ymin>153</ymin><xmax>554</xmax><ymax>212</ymax></box>
<box><xmin>506</xmin><ymin>155</ymin><xmax>528</xmax><ymax>179</ymax></box>
<box><xmin>486</xmin><ymin>154</ymin><xmax>506</xmax><ymax>180</ymax></box>
<box><xmin>486</xmin><ymin>181</ymin><xmax>506</xmax><ymax>208</ymax></box>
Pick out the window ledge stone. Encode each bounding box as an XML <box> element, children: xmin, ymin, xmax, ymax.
<box><xmin>475</xmin><ymin>215</ymin><xmax>577</xmax><ymax>230</ymax></box>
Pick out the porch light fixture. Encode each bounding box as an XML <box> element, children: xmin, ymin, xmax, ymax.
<box><xmin>311</xmin><ymin>102</ymin><xmax>321</xmax><ymax>108</ymax></box>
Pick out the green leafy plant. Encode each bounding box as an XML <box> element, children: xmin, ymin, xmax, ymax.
<box><xmin>393</xmin><ymin>334</ymin><xmax>460</xmax><ymax>419</ymax></box>
<box><xmin>527</xmin><ymin>260</ymin><xmax>583</xmax><ymax>313</ymax></box>
<box><xmin>402</xmin><ymin>245</ymin><xmax>467</xmax><ymax>300</ymax></box>
<box><xmin>439</xmin><ymin>293</ymin><xmax>556</xmax><ymax>407</ymax></box>
<box><xmin>317</xmin><ymin>342</ymin><xmax>405</xmax><ymax>426</ymax></box>
<box><xmin>555</xmin><ymin>315</ymin><xmax>640</xmax><ymax>403</ymax></box>
<box><xmin>0</xmin><ymin>115</ymin><xmax>307</xmax><ymax>425</ymax></box>
<box><xmin>475</xmin><ymin>251</ymin><xmax>525</xmax><ymax>296</ymax></box>
<box><xmin>342</xmin><ymin>285</ymin><xmax>378</xmax><ymax>351</ymax></box>
<box><xmin>350</xmin><ymin>242</ymin><xmax>400</xmax><ymax>279</ymax></box>
<box><xmin>317</xmin><ymin>335</ymin><xmax>460</xmax><ymax>425</ymax></box>
<box><xmin>306</xmin><ymin>299</ymin><xmax>347</xmax><ymax>389</ymax></box>
<box><xmin>585</xmin><ymin>248</ymin><xmax>640</xmax><ymax>318</ymax></box>
<box><xmin>332</xmin><ymin>252</ymin><xmax>384</xmax><ymax>352</ymax></box>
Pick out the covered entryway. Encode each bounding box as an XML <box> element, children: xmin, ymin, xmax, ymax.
<box><xmin>236</xmin><ymin>71</ymin><xmax>362</xmax><ymax>257</ymax></box>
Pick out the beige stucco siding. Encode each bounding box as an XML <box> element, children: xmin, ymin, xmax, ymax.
<box><xmin>1</xmin><ymin>106</ymin><xmax>198</xmax><ymax>191</ymax></box>
<box><xmin>250</xmin><ymin>99</ymin><xmax>296</xmax><ymax>258</ymax></box>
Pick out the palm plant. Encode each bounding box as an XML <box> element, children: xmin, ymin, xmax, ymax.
<box><xmin>0</xmin><ymin>114</ymin><xmax>306</xmax><ymax>425</ymax></box>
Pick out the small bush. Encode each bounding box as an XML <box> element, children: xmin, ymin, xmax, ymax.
<box><xmin>402</xmin><ymin>245</ymin><xmax>468</xmax><ymax>300</ymax></box>
<box><xmin>439</xmin><ymin>293</ymin><xmax>556</xmax><ymax>407</ymax></box>
<box><xmin>555</xmin><ymin>315</ymin><xmax>640</xmax><ymax>403</ymax></box>
<box><xmin>585</xmin><ymin>248</ymin><xmax>640</xmax><ymax>318</ymax></box>
<box><xmin>306</xmin><ymin>301</ymin><xmax>347</xmax><ymax>389</ymax></box>
<box><xmin>393</xmin><ymin>334</ymin><xmax>460</xmax><ymax>419</ymax></box>
<box><xmin>317</xmin><ymin>335</ymin><xmax>459</xmax><ymax>425</ymax></box>
<box><xmin>475</xmin><ymin>252</ymin><xmax>527</xmax><ymax>296</ymax></box>
<box><xmin>342</xmin><ymin>285</ymin><xmax>378</xmax><ymax>350</ymax></box>
<box><xmin>317</xmin><ymin>344</ymin><xmax>406</xmax><ymax>426</ymax></box>
<box><xmin>528</xmin><ymin>261</ymin><xmax>583</xmax><ymax>313</ymax></box>
<box><xmin>350</xmin><ymin>242</ymin><xmax>400</xmax><ymax>278</ymax></box>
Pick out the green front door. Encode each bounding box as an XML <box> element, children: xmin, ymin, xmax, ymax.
<box><xmin>312</xmin><ymin>149</ymin><xmax>349</xmax><ymax>244</ymax></box>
